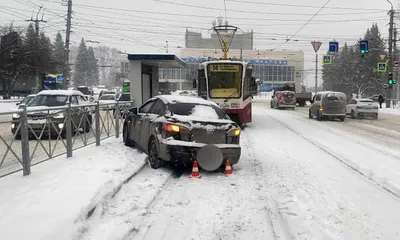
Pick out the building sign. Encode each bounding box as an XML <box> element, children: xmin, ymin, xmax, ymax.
<box><xmin>209</xmin><ymin>64</ymin><xmax>240</xmax><ymax>72</ymax></box>
<box><xmin>181</xmin><ymin>57</ymin><xmax>288</xmax><ymax>65</ymax></box>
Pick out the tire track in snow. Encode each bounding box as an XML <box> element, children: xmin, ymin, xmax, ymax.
<box><xmin>282</xmin><ymin>108</ymin><xmax>400</xmax><ymax>161</ymax></box>
<box><xmin>266</xmin><ymin>112</ymin><xmax>400</xmax><ymax>201</ymax></box>
<box><xmin>75</xmin><ymin>161</ymin><xmax>182</xmax><ymax>240</ymax></box>
<box><xmin>240</xmin><ymin>132</ymin><xmax>283</xmax><ymax>240</ymax></box>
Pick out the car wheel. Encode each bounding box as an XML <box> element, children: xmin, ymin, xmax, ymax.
<box><xmin>308</xmin><ymin>109</ymin><xmax>313</xmax><ymax>119</ymax></box>
<box><xmin>270</xmin><ymin>102</ymin><xmax>273</xmax><ymax>108</ymax></box>
<box><xmin>373</xmin><ymin>114</ymin><xmax>378</xmax><ymax>120</ymax></box>
<box><xmin>339</xmin><ymin>116</ymin><xmax>345</xmax><ymax>122</ymax></box>
<box><xmin>350</xmin><ymin>110</ymin><xmax>356</xmax><ymax>119</ymax></box>
<box><xmin>316</xmin><ymin>111</ymin><xmax>322</xmax><ymax>121</ymax></box>
<box><xmin>148</xmin><ymin>137</ymin><xmax>164</xmax><ymax>169</ymax></box>
<box><xmin>123</xmin><ymin>123</ymin><xmax>134</xmax><ymax>147</ymax></box>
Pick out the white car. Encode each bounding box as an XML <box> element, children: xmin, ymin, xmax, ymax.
<box><xmin>98</xmin><ymin>94</ymin><xmax>116</xmax><ymax>110</ymax></box>
<box><xmin>346</xmin><ymin>98</ymin><xmax>379</xmax><ymax>119</ymax></box>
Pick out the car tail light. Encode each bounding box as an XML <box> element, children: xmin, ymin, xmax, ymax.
<box><xmin>162</xmin><ymin>123</ymin><xmax>191</xmax><ymax>141</ymax></box>
<box><xmin>227</xmin><ymin>128</ymin><xmax>240</xmax><ymax>144</ymax></box>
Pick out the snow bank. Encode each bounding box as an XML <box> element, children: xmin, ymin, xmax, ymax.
<box><xmin>0</xmin><ymin>102</ymin><xmax>18</xmax><ymax>113</ymax></box>
<box><xmin>0</xmin><ymin>138</ymin><xmax>147</xmax><ymax>240</ymax></box>
<box><xmin>380</xmin><ymin>103</ymin><xmax>400</xmax><ymax>115</ymax></box>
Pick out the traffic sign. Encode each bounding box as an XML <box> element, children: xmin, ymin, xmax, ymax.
<box><xmin>377</xmin><ymin>62</ymin><xmax>387</xmax><ymax>73</ymax></box>
<box><xmin>322</xmin><ymin>55</ymin><xmax>332</xmax><ymax>65</ymax></box>
<box><xmin>328</xmin><ymin>41</ymin><xmax>339</xmax><ymax>53</ymax></box>
<box><xmin>394</xmin><ymin>60</ymin><xmax>399</xmax><ymax>67</ymax></box>
<box><xmin>311</xmin><ymin>41</ymin><xmax>322</xmax><ymax>53</ymax></box>
<box><xmin>56</xmin><ymin>74</ymin><xmax>63</xmax><ymax>83</ymax></box>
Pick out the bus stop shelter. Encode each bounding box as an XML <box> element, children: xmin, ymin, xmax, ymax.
<box><xmin>127</xmin><ymin>53</ymin><xmax>186</xmax><ymax>107</ymax></box>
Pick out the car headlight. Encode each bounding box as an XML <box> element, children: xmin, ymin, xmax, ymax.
<box><xmin>53</xmin><ymin>113</ymin><xmax>65</xmax><ymax>119</ymax></box>
<box><xmin>228</xmin><ymin>128</ymin><xmax>241</xmax><ymax>136</ymax></box>
<box><xmin>12</xmin><ymin>113</ymin><xmax>20</xmax><ymax>119</ymax></box>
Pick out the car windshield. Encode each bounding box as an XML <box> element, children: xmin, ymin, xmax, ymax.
<box><xmin>207</xmin><ymin>63</ymin><xmax>243</xmax><ymax>99</ymax></box>
<box><xmin>27</xmin><ymin>95</ymin><xmax>68</xmax><ymax>107</ymax></box>
<box><xmin>168</xmin><ymin>103</ymin><xmax>228</xmax><ymax>119</ymax></box>
<box><xmin>360</xmin><ymin>99</ymin><xmax>374</xmax><ymax>103</ymax></box>
<box><xmin>99</xmin><ymin>95</ymin><xmax>115</xmax><ymax>100</ymax></box>
<box><xmin>20</xmin><ymin>96</ymin><xmax>34</xmax><ymax>104</ymax></box>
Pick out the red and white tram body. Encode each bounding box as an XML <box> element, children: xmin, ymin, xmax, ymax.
<box><xmin>197</xmin><ymin>60</ymin><xmax>257</xmax><ymax>126</ymax></box>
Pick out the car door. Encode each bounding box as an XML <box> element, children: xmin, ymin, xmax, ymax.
<box><xmin>311</xmin><ymin>94</ymin><xmax>321</xmax><ymax>115</ymax></box>
<box><xmin>139</xmin><ymin>99</ymin><xmax>166</xmax><ymax>150</ymax></box>
<box><xmin>346</xmin><ymin>99</ymin><xmax>357</xmax><ymax>114</ymax></box>
<box><xmin>131</xmin><ymin>100</ymin><xmax>156</xmax><ymax>144</ymax></box>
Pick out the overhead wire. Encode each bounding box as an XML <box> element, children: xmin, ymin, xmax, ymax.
<box><xmin>270</xmin><ymin>0</ymin><xmax>332</xmax><ymax>51</ymax></box>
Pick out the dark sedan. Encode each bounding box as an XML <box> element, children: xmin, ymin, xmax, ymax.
<box><xmin>123</xmin><ymin>95</ymin><xmax>241</xmax><ymax>170</ymax></box>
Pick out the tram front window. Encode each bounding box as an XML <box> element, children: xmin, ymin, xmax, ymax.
<box><xmin>207</xmin><ymin>63</ymin><xmax>243</xmax><ymax>99</ymax></box>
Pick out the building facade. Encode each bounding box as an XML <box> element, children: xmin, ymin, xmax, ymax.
<box><xmin>159</xmin><ymin>48</ymin><xmax>305</xmax><ymax>92</ymax></box>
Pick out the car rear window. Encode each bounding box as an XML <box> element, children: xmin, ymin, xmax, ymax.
<box><xmin>325</xmin><ymin>93</ymin><xmax>345</xmax><ymax>101</ymax></box>
<box><xmin>282</xmin><ymin>92</ymin><xmax>295</xmax><ymax>98</ymax></box>
<box><xmin>168</xmin><ymin>103</ymin><xmax>228</xmax><ymax>119</ymax></box>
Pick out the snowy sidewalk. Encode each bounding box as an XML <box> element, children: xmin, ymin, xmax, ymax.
<box><xmin>0</xmin><ymin>138</ymin><xmax>147</xmax><ymax>240</ymax></box>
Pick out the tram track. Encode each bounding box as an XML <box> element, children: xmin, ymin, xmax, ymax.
<box><xmin>281</xmin><ymin>109</ymin><xmax>400</xmax><ymax>161</ymax></box>
<box><xmin>266</xmin><ymin>112</ymin><xmax>400</xmax><ymax>201</ymax></box>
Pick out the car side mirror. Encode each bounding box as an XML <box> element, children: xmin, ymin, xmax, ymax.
<box><xmin>16</xmin><ymin>103</ymin><xmax>20</xmax><ymax>106</ymax></box>
<box><xmin>310</xmin><ymin>99</ymin><xmax>314</xmax><ymax>104</ymax></box>
<box><xmin>193</xmin><ymin>79</ymin><xmax>197</xmax><ymax>89</ymax></box>
<box><xmin>271</xmin><ymin>95</ymin><xmax>275</xmax><ymax>98</ymax></box>
<box><xmin>129</xmin><ymin>107</ymin><xmax>137</xmax><ymax>115</ymax></box>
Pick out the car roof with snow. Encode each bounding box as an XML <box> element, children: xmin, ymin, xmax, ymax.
<box><xmin>155</xmin><ymin>95</ymin><xmax>218</xmax><ymax>106</ymax></box>
<box><xmin>38</xmin><ymin>90</ymin><xmax>85</xmax><ymax>96</ymax></box>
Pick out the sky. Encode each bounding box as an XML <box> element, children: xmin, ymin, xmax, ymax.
<box><xmin>0</xmin><ymin>0</ymin><xmax>398</xmax><ymax>87</ymax></box>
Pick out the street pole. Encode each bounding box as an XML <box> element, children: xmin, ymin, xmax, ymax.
<box><xmin>62</xmin><ymin>0</ymin><xmax>72</xmax><ymax>90</ymax></box>
<box><xmin>311</xmin><ymin>41</ymin><xmax>322</xmax><ymax>95</ymax></box>
<box><xmin>25</xmin><ymin>7</ymin><xmax>46</xmax><ymax>93</ymax></box>
<box><xmin>386</xmin><ymin>1</ymin><xmax>394</xmax><ymax>108</ymax></box>
<box><xmin>315</xmin><ymin>53</ymin><xmax>318</xmax><ymax>94</ymax></box>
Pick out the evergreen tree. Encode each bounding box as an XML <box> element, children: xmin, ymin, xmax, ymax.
<box><xmin>53</xmin><ymin>32</ymin><xmax>65</xmax><ymax>73</ymax></box>
<box><xmin>86</xmin><ymin>46</ymin><xmax>99</xmax><ymax>86</ymax></box>
<box><xmin>73</xmin><ymin>38</ymin><xmax>88</xmax><ymax>86</ymax></box>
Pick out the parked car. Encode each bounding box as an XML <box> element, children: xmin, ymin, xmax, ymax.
<box><xmin>98</xmin><ymin>94</ymin><xmax>116</xmax><ymax>110</ymax></box>
<box><xmin>309</xmin><ymin>91</ymin><xmax>347</xmax><ymax>121</ymax></box>
<box><xmin>16</xmin><ymin>94</ymin><xmax>37</xmax><ymax>107</ymax></box>
<box><xmin>122</xmin><ymin>95</ymin><xmax>241</xmax><ymax>170</ymax></box>
<box><xmin>11</xmin><ymin>90</ymin><xmax>92</xmax><ymax>138</ymax></box>
<box><xmin>270</xmin><ymin>90</ymin><xmax>296</xmax><ymax>109</ymax></box>
<box><xmin>346</xmin><ymin>98</ymin><xmax>379</xmax><ymax>119</ymax></box>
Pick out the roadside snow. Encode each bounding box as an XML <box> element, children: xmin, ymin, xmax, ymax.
<box><xmin>248</xmin><ymin>106</ymin><xmax>400</xmax><ymax>239</ymax></box>
<box><xmin>0</xmin><ymin>138</ymin><xmax>147</xmax><ymax>240</ymax></box>
<box><xmin>0</xmin><ymin>102</ymin><xmax>18</xmax><ymax>113</ymax></box>
<box><xmin>380</xmin><ymin>103</ymin><xmax>400</xmax><ymax>115</ymax></box>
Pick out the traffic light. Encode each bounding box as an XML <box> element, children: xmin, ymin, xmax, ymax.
<box><xmin>360</xmin><ymin>40</ymin><xmax>369</xmax><ymax>55</ymax></box>
<box><xmin>260</xmin><ymin>80</ymin><xmax>264</xmax><ymax>86</ymax></box>
<box><xmin>388</xmin><ymin>72</ymin><xmax>394</xmax><ymax>85</ymax></box>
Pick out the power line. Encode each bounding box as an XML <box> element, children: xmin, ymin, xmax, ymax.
<box><xmin>153</xmin><ymin>0</ymin><xmax>383</xmax><ymax>16</ymax></box>
<box><xmin>225</xmin><ymin>0</ymin><xmax>387</xmax><ymax>11</ymax></box>
<box><xmin>271</xmin><ymin>0</ymin><xmax>332</xmax><ymax>51</ymax></box>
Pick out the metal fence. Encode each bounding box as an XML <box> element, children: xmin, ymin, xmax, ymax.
<box><xmin>0</xmin><ymin>101</ymin><xmax>133</xmax><ymax>178</ymax></box>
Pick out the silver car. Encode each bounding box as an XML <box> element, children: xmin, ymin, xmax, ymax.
<box><xmin>122</xmin><ymin>95</ymin><xmax>241</xmax><ymax>170</ymax></box>
<box><xmin>309</xmin><ymin>91</ymin><xmax>347</xmax><ymax>121</ymax></box>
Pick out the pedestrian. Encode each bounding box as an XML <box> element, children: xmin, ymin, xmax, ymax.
<box><xmin>378</xmin><ymin>94</ymin><xmax>384</xmax><ymax>108</ymax></box>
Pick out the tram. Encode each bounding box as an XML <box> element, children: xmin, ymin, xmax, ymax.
<box><xmin>196</xmin><ymin>59</ymin><xmax>257</xmax><ymax>127</ymax></box>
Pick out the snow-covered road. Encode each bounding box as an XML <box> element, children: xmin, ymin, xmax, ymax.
<box><xmin>74</xmin><ymin>103</ymin><xmax>400</xmax><ymax>240</ymax></box>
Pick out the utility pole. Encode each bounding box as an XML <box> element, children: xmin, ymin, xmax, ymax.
<box><xmin>62</xmin><ymin>0</ymin><xmax>72</xmax><ymax>90</ymax></box>
<box><xmin>26</xmin><ymin>7</ymin><xmax>46</xmax><ymax>93</ymax></box>
<box><xmin>386</xmin><ymin>0</ymin><xmax>394</xmax><ymax>108</ymax></box>
<box><xmin>394</xmin><ymin>27</ymin><xmax>398</xmax><ymax>101</ymax></box>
